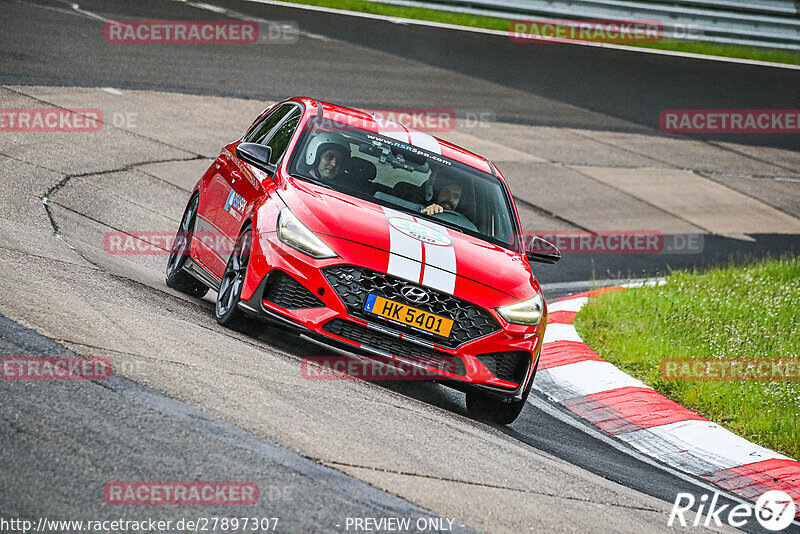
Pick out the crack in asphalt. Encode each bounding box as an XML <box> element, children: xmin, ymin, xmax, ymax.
<box><xmin>37</xmin><ymin>156</ymin><xmax>203</xmax><ymax>265</ymax></box>
<box><xmin>324</xmin><ymin>460</ymin><xmax>665</xmax><ymax>513</ymax></box>
<box><xmin>43</xmin><ymin>199</ymin><xmax>176</xmax><ymax>253</ymax></box>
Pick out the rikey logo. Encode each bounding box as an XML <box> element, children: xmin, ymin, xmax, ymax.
<box><xmin>668</xmin><ymin>490</ymin><xmax>796</xmax><ymax>530</ymax></box>
<box><xmin>388</xmin><ymin>218</ymin><xmax>451</xmax><ymax>246</ymax></box>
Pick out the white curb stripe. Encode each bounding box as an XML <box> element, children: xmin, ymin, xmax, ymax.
<box><xmin>537</xmin><ymin>289</ymin><xmax>800</xmax><ymax>500</ymax></box>
<box><xmin>537</xmin><ymin>360</ymin><xmax>651</xmax><ymax>402</ymax></box>
<box><xmin>618</xmin><ymin>419</ymin><xmax>792</xmax><ymax>474</ymax></box>
<box><xmin>547</xmin><ymin>296</ymin><xmax>588</xmax><ymax>313</ymax></box>
<box><xmin>542</xmin><ymin>323</ymin><xmax>582</xmax><ymax>344</ymax></box>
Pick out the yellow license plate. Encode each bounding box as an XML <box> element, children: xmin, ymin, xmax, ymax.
<box><xmin>364</xmin><ymin>294</ymin><xmax>453</xmax><ymax>337</ymax></box>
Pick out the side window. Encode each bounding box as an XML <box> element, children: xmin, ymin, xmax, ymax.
<box><xmin>265</xmin><ymin>108</ymin><xmax>301</xmax><ymax>165</ymax></box>
<box><xmin>244</xmin><ymin>105</ymin><xmax>292</xmax><ymax>144</ymax></box>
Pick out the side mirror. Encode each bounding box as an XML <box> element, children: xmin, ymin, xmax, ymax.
<box><xmin>236</xmin><ymin>142</ymin><xmax>276</xmax><ymax>175</ymax></box>
<box><xmin>526</xmin><ymin>236</ymin><xmax>561</xmax><ymax>264</ymax></box>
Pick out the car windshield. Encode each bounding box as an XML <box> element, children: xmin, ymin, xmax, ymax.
<box><xmin>288</xmin><ymin>116</ymin><xmax>522</xmax><ymax>252</ymax></box>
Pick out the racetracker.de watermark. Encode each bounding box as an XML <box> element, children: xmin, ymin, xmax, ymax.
<box><xmin>103</xmin><ymin>20</ymin><xmax>299</xmax><ymax>44</ymax></box>
<box><xmin>0</xmin><ymin>108</ymin><xmax>102</xmax><ymax>132</ymax></box>
<box><xmin>315</xmin><ymin>108</ymin><xmax>495</xmax><ymax>133</ymax></box>
<box><xmin>301</xmin><ymin>356</ymin><xmax>458</xmax><ymax>381</ymax></box>
<box><xmin>1</xmin><ymin>356</ymin><xmax>111</xmax><ymax>380</ymax></box>
<box><xmin>103</xmin><ymin>230</ymin><xmax>233</xmax><ymax>256</ymax></box>
<box><xmin>1</xmin><ymin>108</ymin><xmax>139</xmax><ymax>132</ymax></box>
<box><xmin>364</xmin><ymin>109</ymin><xmax>456</xmax><ymax>132</ymax></box>
<box><xmin>105</xmin><ymin>20</ymin><xmax>257</xmax><ymax>43</ymax></box>
<box><xmin>104</xmin><ymin>482</ymin><xmax>259</xmax><ymax>505</ymax></box>
<box><xmin>661</xmin><ymin>358</ymin><xmax>800</xmax><ymax>381</ymax></box>
<box><xmin>509</xmin><ymin>19</ymin><xmax>700</xmax><ymax>44</ymax></box>
<box><xmin>525</xmin><ymin>231</ymin><xmax>704</xmax><ymax>254</ymax></box>
<box><xmin>661</xmin><ymin>109</ymin><xmax>800</xmax><ymax>133</ymax></box>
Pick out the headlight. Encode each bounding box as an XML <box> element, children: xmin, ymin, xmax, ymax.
<box><xmin>497</xmin><ymin>291</ymin><xmax>544</xmax><ymax>326</ymax></box>
<box><xmin>277</xmin><ymin>208</ymin><xmax>337</xmax><ymax>259</ymax></box>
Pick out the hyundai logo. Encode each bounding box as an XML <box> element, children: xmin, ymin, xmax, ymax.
<box><xmin>401</xmin><ymin>285</ymin><xmax>430</xmax><ymax>304</ymax></box>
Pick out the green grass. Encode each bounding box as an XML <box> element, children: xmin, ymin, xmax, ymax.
<box><xmin>279</xmin><ymin>0</ymin><xmax>800</xmax><ymax>65</ymax></box>
<box><xmin>573</xmin><ymin>257</ymin><xmax>800</xmax><ymax>460</ymax></box>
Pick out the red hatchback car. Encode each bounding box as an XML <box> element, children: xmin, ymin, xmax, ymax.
<box><xmin>166</xmin><ymin>97</ymin><xmax>560</xmax><ymax>424</ymax></box>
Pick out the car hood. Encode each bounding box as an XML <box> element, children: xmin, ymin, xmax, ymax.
<box><xmin>279</xmin><ymin>179</ymin><xmax>538</xmax><ymax>301</ymax></box>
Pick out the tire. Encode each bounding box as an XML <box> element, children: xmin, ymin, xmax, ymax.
<box><xmin>466</xmin><ymin>360</ymin><xmax>537</xmax><ymax>425</ymax></box>
<box><xmin>215</xmin><ymin>228</ymin><xmax>260</xmax><ymax>334</ymax></box>
<box><xmin>165</xmin><ymin>195</ymin><xmax>209</xmax><ymax>298</ymax></box>
<box><xmin>466</xmin><ymin>390</ymin><xmax>528</xmax><ymax>425</ymax></box>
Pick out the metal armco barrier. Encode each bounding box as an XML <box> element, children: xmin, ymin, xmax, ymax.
<box><xmin>374</xmin><ymin>0</ymin><xmax>800</xmax><ymax>50</ymax></box>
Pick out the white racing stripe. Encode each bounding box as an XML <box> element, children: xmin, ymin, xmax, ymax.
<box><xmin>374</xmin><ymin>115</ymin><xmax>442</xmax><ymax>155</ymax></box>
<box><xmin>382</xmin><ymin>207</ymin><xmax>422</xmax><ymax>283</ymax></box>
<box><xmin>421</xmin><ymin>266</ymin><xmax>454</xmax><ymax>294</ymax></box>
<box><xmin>618</xmin><ymin>419</ymin><xmax>791</xmax><ymax>474</ymax></box>
<box><xmin>407</xmin><ymin>130</ymin><xmax>442</xmax><ymax>155</ymax></box>
<box><xmin>375</xmin><ymin>117</ymin><xmax>409</xmax><ymax>143</ymax></box>
<box><xmin>542</xmin><ymin>360</ymin><xmax>651</xmax><ymax>402</ymax></box>
<box><xmin>381</xmin><ymin>209</ymin><xmax>458</xmax><ymax>293</ymax></box>
<box><xmin>417</xmin><ymin>219</ymin><xmax>456</xmax><ymax>294</ymax></box>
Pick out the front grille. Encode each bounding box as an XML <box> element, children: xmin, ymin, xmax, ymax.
<box><xmin>262</xmin><ymin>270</ymin><xmax>324</xmax><ymax>309</ymax></box>
<box><xmin>324</xmin><ymin>319</ymin><xmax>466</xmax><ymax>375</ymax></box>
<box><xmin>474</xmin><ymin>351</ymin><xmax>529</xmax><ymax>384</ymax></box>
<box><xmin>322</xmin><ymin>265</ymin><xmax>499</xmax><ymax>348</ymax></box>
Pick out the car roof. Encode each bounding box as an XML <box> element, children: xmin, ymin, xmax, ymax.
<box><xmin>290</xmin><ymin>96</ymin><xmax>502</xmax><ymax>178</ymax></box>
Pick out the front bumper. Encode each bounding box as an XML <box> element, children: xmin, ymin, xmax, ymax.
<box><xmin>239</xmin><ymin>232</ymin><xmax>545</xmax><ymax>401</ymax></box>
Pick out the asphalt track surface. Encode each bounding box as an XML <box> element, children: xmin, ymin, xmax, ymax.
<box><xmin>1</xmin><ymin>0</ymin><xmax>799</xmax><ymax>533</ymax></box>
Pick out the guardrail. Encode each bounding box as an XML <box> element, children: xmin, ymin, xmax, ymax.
<box><xmin>373</xmin><ymin>0</ymin><xmax>800</xmax><ymax>50</ymax></box>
